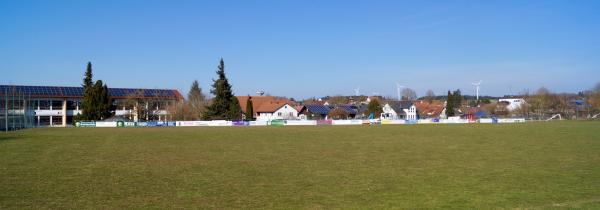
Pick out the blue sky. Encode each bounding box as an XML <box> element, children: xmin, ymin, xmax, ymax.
<box><xmin>1</xmin><ymin>0</ymin><xmax>599</xmax><ymax>99</ymax></box>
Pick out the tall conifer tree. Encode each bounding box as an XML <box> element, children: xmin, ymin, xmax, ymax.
<box><xmin>80</xmin><ymin>62</ymin><xmax>94</xmax><ymax>120</ymax></box>
<box><xmin>78</xmin><ymin>62</ymin><xmax>113</xmax><ymax>121</ymax></box>
<box><xmin>245</xmin><ymin>96</ymin><xmax>254</xmax><ymax>120</ymax></box>
<box><xmin>446</xmin><ymin>90</ymin><xmax>455</xmax><ymax>117</ymax></box>
<box><xmin>203</xmin><ymin>58</ymin><xmax>238</xmax><ymax>120</ymax></box>
<box><xmin>453</xmin><ymin>89</ymin><xmax>462</xmax><ymax>108</ymax></box>
<box><xmin>228</xmin><ymin>96</ymin><xmax>242</xmax><ymax>120</ymax></box>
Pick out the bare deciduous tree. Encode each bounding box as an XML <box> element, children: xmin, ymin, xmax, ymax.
<box><xmin>328</xmin><ymin>107</ymin><xmax>349</xmax><ymax>119</ymax></box>
<box><xmin>401</xmin><ymin>88</ymin><xmax>417</xmax><ymax>101</ymax></box>
<box><xmin>187</xmin><ymin>80</ymin><xmax>206</xmax><ymax>120</ymax></box>
<box><xmin>424</xmin><ymin>89</ymin><xmax>435</xmax><ymax>103</ymax></box>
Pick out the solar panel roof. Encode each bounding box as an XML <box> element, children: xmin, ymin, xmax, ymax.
<box><xmin>336</xmin><ymin>105</ymin><xmax>358</xmax><ymax>114</ymax></box>
<box><xmin>305</xmin><ymin>104</ymin><xmax>331</xmax><ymax>115</ymax></box>
<box><xmin>0</xmin><ymin>85</ymin><xmax>182</xmax><ymax>100</ymax></box>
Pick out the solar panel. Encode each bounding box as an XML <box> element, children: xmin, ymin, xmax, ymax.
<box><xmin>306</xmin><ymin>104</ymin><xmax>331</xmax><ymax>115</ymax></box>
<box><xmin>0</xmin><ymin>85</ymin><xmax>180</xmax><ymax>100</ymax></box>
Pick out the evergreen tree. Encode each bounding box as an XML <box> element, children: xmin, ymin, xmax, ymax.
<box><xmin>80</xmin><ymin>62</ymin><xmax>94</xmax><ymax>120</ymax></box>
<box><xmin>446</xmin><ymin>90</ymin><xmax>455</xmax><ymax>117</ymax></box>
<box><xmin>245</xmin><ymin>96</ymin><xmax>254</xmax><ymax>120</ymax></box>
<box><xmin>227</xmin><ymin>96</ymin><xmax>242</xmax><ymax>120</ymax></box>
<box><xmin>188</xmin><ymin>80</ymin><xmax>205</xmax><ymax>120</ymax></box>
<box><xmin>203</xmin><ymin>58</ymin><xmax>237</xmax><ymax>120</ymax></box>
<box><xmin>453</xmin><ymin>89</ymin><xmax>462</xmax><ymax>108</ymax></box>
<box><xmin>95</xmin><ymin>80</ymin><xmax>113</xmax><ymax>120</ymax></box>
<box><xmin>77</xmin><ymin>62</ymin><xmax>114</xmax><ymax>121</ymax></box>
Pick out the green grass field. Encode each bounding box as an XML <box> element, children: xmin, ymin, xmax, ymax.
<box><xmin>1</xmin><ymin>122</ymin><xmax>599</xmax><ymax>209</ymax></box>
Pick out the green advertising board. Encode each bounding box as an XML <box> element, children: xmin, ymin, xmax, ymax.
<box><xmin>270</xmin><ymin>119</ymin><xmax>285</xmax><ymax>126</ymax></box>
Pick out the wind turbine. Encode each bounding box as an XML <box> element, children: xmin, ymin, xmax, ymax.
<box><xmin>353</xmin><ymin>86</ymin><xmax>360</xmax><ymax>96</ymax></box>
<box><xmin>396</xmin><ymin>82</ymin><xmax>404</xmax><ymax>101</ymax></box>
<box><xmin>471</xmin><ymin>80</ymin><xmax>482</xmax><ymax>102</ymax></box>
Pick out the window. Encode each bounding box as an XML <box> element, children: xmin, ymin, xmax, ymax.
<box><xmin>51</xmin><ymin>100</ymin><xmax>63</xmax><ymax>110</ymax></box>
<box><xmin>278</xmin><ymin>112</ymin><xmax>282</xmax><ymax>116</ymax></box>
<box><xmin>67</xmin><ymin>100</ymin><xmax>78</xmax><ymax>110</ymax></box>
<box><xmin>52</xmin><ymin>116</ymin><xmax>62</xmax><ymax>126</ymax></box>
<box><xmin>39</xmin><ymin>100</ymin><xmax>51</xmax><ymax>110</ymax></box>
<box><xmin>30</xmin><ymin>100</ymin><xmax>39</xmax><ymax>110</ymax></box>
<box><xmin>11</xmin><ymin>100</ymin><xmax>23</xmax><ymax>109</ymax></box>
<box><xmin>39</xmin><ymin>116</ymin><xmax>50</xmax><ymax>126</ymax></box>
<box><xmin>150</xmin><ymin>101</ymin><xmax>160</xmax><ymax>110</ymax></box>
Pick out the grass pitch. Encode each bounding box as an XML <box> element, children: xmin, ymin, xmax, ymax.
<box><xmin>1</xmin><ymin>122</ymin><xmax>599</xmax><ymax>209</ymax></box>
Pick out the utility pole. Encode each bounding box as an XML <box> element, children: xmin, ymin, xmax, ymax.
<box><xmin>4</xmin><ymin>89</ymin><xmax>8</xmax><ymax>132</ymax></box>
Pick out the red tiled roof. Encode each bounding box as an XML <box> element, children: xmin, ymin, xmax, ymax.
<box><xmin>236</xmin><ymin>96</ymin><xmax>293</xmax><ymax>116</ymax></box>
<box><xmin>414</xmin><ymin>101</ymin><xmax>444</xmax><ymax>117</ymax></box>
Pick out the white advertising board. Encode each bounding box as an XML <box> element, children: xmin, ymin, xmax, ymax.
<box><xmin>284</xmin><ymin>120</ymin><xmax>317</xmax><ymax>126</ymax></box>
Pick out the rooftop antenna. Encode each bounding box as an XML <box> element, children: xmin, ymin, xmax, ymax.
<box><xmin>353</xmin><ymin>86</ymin><xmax>360</xmax><ymax>96</ymax></box>
<box><xmin>396</xmin><ymin>82</ymin><xmax>404</xmax><ymax>101</ymax></box>
<box><xmin>471</xmin><ymin>80</ymin><xmax>482</xmax><ymax>103</ymax></box>
<box><xmin>256</xmin><ymin>90</ymin><xmax>265</xmax><ymax>96</ymax></box>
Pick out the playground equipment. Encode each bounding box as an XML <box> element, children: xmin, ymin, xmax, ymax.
<box><xmin>546</xmin><ymin>114</ymin><xmax>562</xmax><ymax>121</ymax></box>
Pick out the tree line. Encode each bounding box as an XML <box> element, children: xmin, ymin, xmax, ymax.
<box><xmin>77</xmin><ymin>59</ymin><xmax>246</xmax><ymax>122</ymax></box>
<box><xmin>76</xmin><ymin>59</ymin><xmax>600</xmax><ymax>121</ymax></box>
<box><xmin>75</xmin><ymin>62</ymin><xmax>114</xmax><ymax>121</ymax></box>
<box><xmin>166</xmin><ymin>58</ymin><xmax>243</xmax><ymax>121</ymax></box>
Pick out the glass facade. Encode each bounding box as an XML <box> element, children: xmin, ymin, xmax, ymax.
<box><xmin>0</xmin><ymin>89</ymin><xmax>35</xmax><ymax>131</ymax></box>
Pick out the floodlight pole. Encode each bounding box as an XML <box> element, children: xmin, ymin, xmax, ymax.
<box><xmin>5</xmin><ymin>89</ymin><xmax>8</xmax><ymax>132</ymax></box>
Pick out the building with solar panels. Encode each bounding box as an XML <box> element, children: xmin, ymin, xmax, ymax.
<box><xmin>0</xmin><ymin>85</ymin><xmax>184</xmax><ymax>127</ymax></box>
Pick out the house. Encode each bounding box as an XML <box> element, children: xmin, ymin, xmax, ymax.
<box><xmin>236</xmin><ymin>96</ymin><xmax>297</xmax><ymax>121</ymax></box>
<box><xmin>380</xmin><ymin>101</ymin><xmax>419</xmax><ymax>120</ymax></box>
<box><xmin>298</xmin><ymin>104</ymin><xmax>331</xmax><ymax>120</ymax></box>
<box><xmin>498</xmin><ymin>98</ymin><xmax>525</xmax><ymax>111</ymax></box>
<box><xmin>334</xmin><ymin>105</ymin><xmax>359</xmax><ymax>119</ymax></box>
<box><xmin>258</xmin><ymin>103</ymin><xmax>298</xmax><ymax>121</ymax></box>
<box><xmin>414</xmin><ymin>101</ymin><xmax>445</xmax><ymax>119</ymax></box>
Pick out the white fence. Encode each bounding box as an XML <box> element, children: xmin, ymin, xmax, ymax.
<box><xmin>76</xmin><ymin>118</ymin><xmax>526</xmax><ymax>128</ymax></box>
<box><xmin>332</xmin><ymin>120</ymin><xmax>363</xmax><ymax>125</ymax></box>
<box><xmin>284</xmin><ymin>120</ymin><xmax>318</xmax><ymax>126</ymax></box>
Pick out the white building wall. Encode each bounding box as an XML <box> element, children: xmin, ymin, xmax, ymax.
<box><xmin>381</xmin><ymin>104</ymin><xmax>398</xmax><ymax>120</ymax></box>
<box><xmin>404</xmin><ymin>105</ymin><xmax>418</xmax><ymax>120</ymax></box>
<box><xmin>380</xmin><ymin>103</ymin><xmax>418</xmax><ymax>120</ymax></box>
<box><xmin>256</xmin><ymin>104</ymin><xmax>298</xmax><ymax>121</ymax></box>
